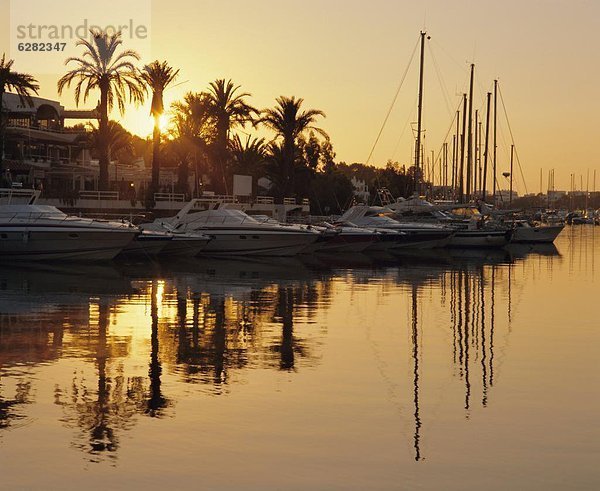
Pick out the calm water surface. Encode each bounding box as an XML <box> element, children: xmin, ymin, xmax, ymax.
<box><xmin>1</xmin><ymin>227</ymin><xmax>598</xmax><ymax>490</ymax></box>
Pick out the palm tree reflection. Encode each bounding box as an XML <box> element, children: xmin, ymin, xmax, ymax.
<box><xmin>0</xmin><ymin>380</ymin><xmax>31</xmax><ymax>432</ymax></box>
<box><xmin>146</xmin><ymin>281</ymin><xmax>169</xmax><ymax>417</ymax></box>
<box><xmin>55</xmin><ymin>302</ymin><xmax>138</xmax><ymax>461</ymax></box>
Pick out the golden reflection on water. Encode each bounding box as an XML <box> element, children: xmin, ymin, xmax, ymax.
<box><xmin>0</xmin><ymin>234</ymin><xmax>598</xmax><ymax>489</ymax></box>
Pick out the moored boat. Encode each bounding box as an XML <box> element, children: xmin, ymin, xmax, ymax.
<box><xmin>510</xmin><ymin>221</ymin><xmax>564</xmax><ymax>244</ymax></box>
<box><xmin>0</xmin><ymin>204</ymin><xmax>138</xmax><ymax>261</ymax></box>
<box><xmin>156</xmin><ymin>201</ymin><xmax>320</xmax><ymax>256</ymax></box>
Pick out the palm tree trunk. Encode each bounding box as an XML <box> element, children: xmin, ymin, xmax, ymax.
<box><xmin>283</xmin><ymin>137</ymin><xmax>295</xmax><ymax>198</ymax></box>
<box><xmin>151</xmin><ymin>114</ymin><xmax>161</xmax><ymax>197</ymax></box>
<box><xmin>98</xmin><ymin>82</ymin><xmax>110</xmax><ymax>190</ymax></box>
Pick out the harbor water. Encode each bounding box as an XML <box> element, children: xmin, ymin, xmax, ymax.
<box><xmin>0</xmin><ymin>227</ymin><xmax>598</xmax><ymax>490</ymax></box>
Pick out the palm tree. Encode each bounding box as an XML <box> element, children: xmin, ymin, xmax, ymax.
<box><xmin>229</xmin><ymin>134</ymin><xmax>267</xmax><ymax>183</ymax></box>
<box><xmin>229</xmin><ymin>134</ymin><xmax>267</xmax><ymax>195</ymax></box>
<box><xmin>57</xmin><ymin>29</ymin><xmax>145</xmax><ymax>190</ymax></box>
<box><xmin>205</xmin><ymin>79</ymin><xmax>258</xmax><ymax>193</ymax></box>
<box><xmin>141</xmin><ymin>61</ymin><xmax>179</xmax><ymax>201</ymax></box>
<box><xmin>169</xmin><ymin>92</ymin><xmax>215</xmax><ymax>195</ymax></box>
<box><xmin>0</xmin><ymin>54</ymin><xmax>39</xmax><ymax>173</ymax></box>
<box><xmin>260</xmin><ymin>96</ymin><xmax>327</xmax><ymax>196</ymax></box>
<box><xmin>89</xmin><ymin>121</ymin><xmax>134</xmax><ymax>162</ymax></box>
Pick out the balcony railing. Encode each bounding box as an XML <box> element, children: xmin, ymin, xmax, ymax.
<box><xmin>79</xmin><ymin>190</ymin><xmax>119</xmax><ymax>200</ymax></box>
<box><xmin>6</xmin><ymin>123</ymin><xmax>88</xmax><ymax>135</ymax></box>
<box><xmin>255</xmin><ymin>196</ymin><xmax>275</xmax><ymax>204</ymax></box>
<box><xmin>154</xmin><ymin>193</ymin><xmax>186</xmax><ymax>202</ymax></box>
<box><xmin>0</xmin><ymin>187</ymin><xmax>40</xmax><ymax>204</ymax></box>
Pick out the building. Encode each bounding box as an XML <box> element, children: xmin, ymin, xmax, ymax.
<box><xmin>494</xmin><ymin>189</ymin><xmax>519</xmax><ymax>205</ymax></box>
<box><xmin>351</xmin><ymin>176</ymin><xmax>370</xmax><ymax>203</ymax></box>
<box><xmin>2</xmin><ymin>92</ymin><xmax>96</xmax><ymax>193</ymax></box>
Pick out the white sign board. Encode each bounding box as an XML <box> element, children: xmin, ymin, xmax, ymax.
<box><xmin>233</xmin><ymin>174</ymin><xmax>252</xmax><ymax>197</ymax></box>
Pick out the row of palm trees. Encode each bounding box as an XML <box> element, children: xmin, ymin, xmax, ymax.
<box><xmin>55</xmin><ymin>29</ymin><xmax>329</xmax><ymax>199</ymax></box>
<box><xmin>0</xmin><ymin>29</ymin><xmax>331</xmax><ymax>202</ymax></box>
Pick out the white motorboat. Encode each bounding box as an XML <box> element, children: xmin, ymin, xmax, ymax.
<box><xmin>0</xmin><ymin>204</ymin><xmax>138</xmax><ymax>261</ymax></box>
<box><xmin>157</xmin><ymin>202</ymin><xmax>320</xmax><ymax>256</ymax></box>
<box><xmin>299</xmin><ymin>223</ymin><xmax>378</xmax><ymax>254</ymax></box>
<box><xmin>339</xmin><ymin>205</ymin><xmax>454</xmax><ymax>248</ymax></box>
<box><xmin>387</xmin><ymin>197</ymin><xmax>511</xmax><ymax>248</ymax></box>
<box><xmin>510</xmin><ymin>221</ymin><xmax>564</xmax><ymax>244</ymax></box>
<box><xmin>118</xmin><ymin>229</ymin><xmax>173</xmax><ymax>257</ymax></box>
<box><xmin>140</xmin><ymin>221</ymin><xmax>211</xmax><ymax>257</ymax></box>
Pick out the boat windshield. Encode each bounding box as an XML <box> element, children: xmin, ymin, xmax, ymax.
<box><xmin>0</xmin><ymin>205</ymin><xmax>67</xmax><ymax>220</ymax></box>
<box><xmin>185</xmin><ymin>209</ymin><xmax>262</xmax><ymax>226</ymax></box>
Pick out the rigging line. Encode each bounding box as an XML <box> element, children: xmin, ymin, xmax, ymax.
<box><xmin>430</xmin><ymin>38</ymin><xmax>470</xmax><ymax>74</ymax></box>
<box><xmin>432</xmin><ymin>98</ymin><xmax>463</xmax><ymax>171</ymax></box>
<box><xmin>474</xmin><ymin>73</ymin><xmax>490</xmax><ymax>109</ymax></box>
<box><xmin>427</xmin><ymin>42</ymin><xmax>453</xmax><ymax>117</ymax></box>
<box><xmin>498</xmin><ymin>83</ymin><xmax>528</xmax><ymax>195</ymax></box>
<box><xmin>390</xmin><ymin>92</ymin><xmax>418</xmax><ymax>161</ymax></box>
<box><xmin>365</xmin><ymin>36</ymin><xmax>420</xmax><ymax>165</ymax></box>
<box><xmin>496</xmin><ymin>125</ymin><xmax>514</xmax><ymax>194</ymax></box>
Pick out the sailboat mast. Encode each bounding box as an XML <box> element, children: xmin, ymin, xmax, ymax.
<box><xmin>431</xmin><ymin>150</ymin><xmax>435</xmax><ymax>195</ymax></box>
<box><xmin>483</xmin><ymin>92</ymin><xmax>491</xmax><ymax>202</ymax></box>
<box><xmin>474</xmin><ymin>110</ymin><xmax>479</xmax><ymax>196</ymax></box>
<box><xmin>478</xmin><ymin>120</ymin><xmax>482</xmax><ymax>197</ymax></box>
<box><xmin>466</xmin><ymin>64</ymin><xmax>475</xmax><ymax>201</ymax></box>
<box><xmin>493</xmin><ymin>79</ymin><xmax>498</xmax><ymax>202</ymax></box>
<box><xmin>509</xmin><ymin>144</ymin><xmax>514</xmax><ymax>207</ymax></box>
<box><xmin>459</xmin><ymin>94</ymin><xmax>467</xmax><ymax>202</ymax></box>
<box><xmin>444</xmin><ymin>142</ymin><xmax>448</xmax><ymax>197</ymax></box>
<box><xmin>453</xmin><ymin>111</ymin><xmax>459</xmax><ymax>199</ymax></box>
<box><xmin>415</xmin><ymin>31</ymin><xmax>427</xmax><ymax>195</ymax></box>
<box><xmin>452</xmin><ymin>134</ymin><xmax>457</xmax><ymax>200</ymax></box>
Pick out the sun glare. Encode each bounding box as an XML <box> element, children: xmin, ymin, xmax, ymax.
<box><xmin>159</xmin><ymin>114</ymin><xmax>169</xmax><ymax>134</ymax></box>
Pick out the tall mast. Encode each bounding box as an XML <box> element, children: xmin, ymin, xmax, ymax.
<box><xmin>509</xmin><ymin>144</ymin><xmax>514</xmax><ymax>207</ymax></box>
<box><xmin>444</xmin><ymin>142</ymin><xmax>448</xmax><ymax>197</ymax></box>
<box><xmin>459</xmin><ymin>94</ymin><xmax>467</xmax><ymax>202</ymax></box>
<box><xmin>474</xmin><ymin>110</ymin><xmax>479</xmax><ymax>196</ymax></box>
<box><xmin>493</xmin><ymin>79</ymin><xmax>498</xmax><ymax>202</ymax></box>
<box><xmin>453</xmin><ymin>111</ymin><xmax>459</xmax><ymax>199</ymax></box>
<box><xmin>478</xmin><ymin>120</ymin><xmax>482</xmax><ymax>197</ymax></box>
<box><xmin>482</xmin><ymin>92</ymin><xmax>491</xmax><ymax>202</ymax></box>
<box><xmin>466</xmin><ymin>64</ymin><xmax>475</xmax><ymax>201</ymax></box>
<box><xmin>431</xmin><ymin>150</ymin><xmax>435</xmax><ymax>195</ymax></box>
<box><xmin>415</xmin><ymin>31</ymin><xmax>427</xmax><ymax>195</ymax></box>
<box><xmin>452</xmin><ymin>134</ymin><xmax>457</xmax><ymax>200</ymax></box>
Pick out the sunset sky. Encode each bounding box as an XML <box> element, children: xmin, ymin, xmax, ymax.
<box><xmin>1</xmin><ymin>0</ymin><xmax>599</xmax><ymax>193</ymax></box>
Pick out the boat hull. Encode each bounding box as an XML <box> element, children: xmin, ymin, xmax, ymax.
<box><xmin>199</xmin><ymin>229</ymin><xmax>319</xmax><ymax>256</ymax></box>
<box><xmin>159</xmin><ymin>236</ymin><xmax>210</xmax><ymax>257</ymax></box>
<box><xmin>448</xmin><ymin>230</ymin><xmax>510</xmax><ymax>248</ymax></box>
<box><xmin>0</xmin><ymin>228</ymin><xmax>137</xmax><ymax>261</ymax></box>
<box><xmin>390</xmin><ymin>230</ymin><xmax>454</xmax><ymax>249</ymax></box>
<box><xmin>119</xmin><ymin>236</ymin><xmax>171</xmax><ymax>257</ymax></box>
<box><xmin>304</xmin><ymin>233</ymin><xmax>377</xmax><ymax>254</ymax></box>
<box><xmin>511</xmin><ymin>225</ymin><xmax>564</xmax><ymax>244</ymax></box>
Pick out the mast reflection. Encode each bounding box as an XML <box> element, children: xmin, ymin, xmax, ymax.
<box><xmin>411</xmin><ymin>284</ymin><xmax>422</xmax><ymax>461</ymax></box>
<box><xmin>446</xmin><ymin>258</ymin><xmax>519</xmax><ymax>415</ymax></box>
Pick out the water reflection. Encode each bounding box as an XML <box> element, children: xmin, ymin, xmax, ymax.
<box><xmin>0</xmin><ymin>244</ymin><xmax>564</xmax><ymax>467</ymax></box>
